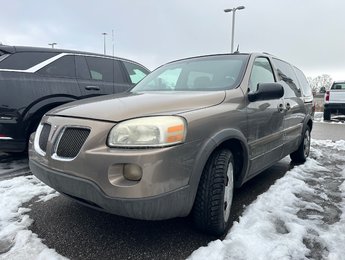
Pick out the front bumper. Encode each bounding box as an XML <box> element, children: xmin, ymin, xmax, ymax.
<box><xmin>28</xmin><ymin>115</ymin><xmax>204</xmax><ymax>220</ymax></box>
<box><xmin>30</xmin><ymin>159</ymin><xmax>192</xmax><ymax>220</ymax></box>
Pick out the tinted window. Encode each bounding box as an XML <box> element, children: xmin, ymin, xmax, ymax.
<box><xmin>114</xmin><ymin>60</ymin><xmax>126</xmax><ymax>83</ymax></box>
<box><xmin>293</xmin><ymin>67</ymin><xmax>312</xmax><ymax>97</ymax></box>
<box><xmin>331</xmin><ymin>82</ymin><xmax>345</xmax><ymax>90</ymax></box>
<box><xmin>76</xmin><ymin>56</ymin><xmax>91</xmax><ymax>80</ymax></box>
<box><xmin>272</xmin><ymin>58</ymin><xmax>301</xmax><ymax>98</ymax></box>
<box><xmin>123</xmin><ymin>61</ymin><xmax>149</xmax><ymax>84</ymax></box>
<box><xmin>37</xmin><ymin>55</ymin><xmax>76</xmax><ymax>78</ymax></box>
<box><xmin>0</xmin><ymin>52</ymin><xmax>58</xmax><ymax>70</ymax></box>
<box><xmin>132</xmin><ymin>55</ymin><xmax>248</xmax><ymax>92</ymax></box>
<box><xmin>249</xmin><ymin>57</ymin><xmax>275</xmax><ymax>92</ymax></box>
<box><xmin>85</xmin><ymin>56</ymin><xmax>113</xmax><ymax>82</ymax></box>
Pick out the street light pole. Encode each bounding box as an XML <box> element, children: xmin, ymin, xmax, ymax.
<box><xmin>48</xmin><ymin>42</ymin><xmax>57</xmax><ymax>49</ymax></box>
<box><xmin>224</xmin><ymin>6</ymin><xmax>245</xmax><ymax>53</ymax></box>
<box><xmin>102</xmin><ymin>32</ymin><xmax>107</xmax><ymax>55</ymax></box>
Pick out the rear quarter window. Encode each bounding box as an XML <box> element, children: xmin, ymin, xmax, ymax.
<box><xmin>293</xmin><ymin>67</ymin><xmax>312</xmax><ymax>97</ymax></box>
<box><xmin>37</xmin><ymin>55</ymin><xmax>76</xmax><ymax>78</ymax></box>
<box><xmin>0</xmin><ymin>52</ymin><xmax>58</xmax><ymax>70</ymax></box>
<box><xmin>123</xmin><ymin>61</ymin><xmax>149</xmax><ymax>84</ymax></box>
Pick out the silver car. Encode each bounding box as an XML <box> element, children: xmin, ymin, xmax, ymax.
<box><xmin>29</xmin><ymin>53</ymin><xmax>314</xmax><ymax>235</ymax></box>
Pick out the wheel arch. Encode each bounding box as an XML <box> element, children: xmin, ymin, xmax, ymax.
<box><xmin>22</xmin><ymin>95</ymin><xmax>78</xmax><ymax>138</ymax></box>
<box><xmin>188</xmin><ymin>128</ymin><xmax>250</xmax><ymax>212</ymax></box>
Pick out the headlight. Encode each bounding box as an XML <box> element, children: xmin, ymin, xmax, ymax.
<box><xmin>107</xmin><ymin>116</ymin><xmax>187</xmax><ymax>148</ymax></box>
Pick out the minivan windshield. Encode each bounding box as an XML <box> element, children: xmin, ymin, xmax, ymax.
<box><xmin>131</xmin><ymin>55</ymin><xmax>249</xmax><ymax>92</ymax></box>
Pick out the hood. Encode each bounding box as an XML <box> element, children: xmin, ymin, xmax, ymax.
<box><xmin>48</xmin><ymin>91</ymin><xmax>226</xmax><ymax>122</ymax></box>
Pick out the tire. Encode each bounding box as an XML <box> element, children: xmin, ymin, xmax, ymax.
<box><xmin>290</xmin><ymin>125</ymin><xmax>311</xmax><ymax>163</ymax></box>
<box><xmin>323</xmin><ymin>109</ymin><xmax>331</xmax><ymax>121</ymax></box>
<box><xmin>192</xmin><ymin>148</ymin><xmax>234</xmax><ymax>236</ymax></box>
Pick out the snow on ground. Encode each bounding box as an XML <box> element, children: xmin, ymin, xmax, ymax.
<box><xmin>0</xmin><ymin>139</ymin><xmax>345</xmax><ymax>259</ymax></box>
<box><xmin>314</xmin><ymin>111</ymin><xmax>345</xmax><ymax>124</ymax></box>
<box><xmin>0</xmin><ymin>174</ymin><xmax>62</xmax><ymax>259</ymax></box>
<box><xmin>189</xmin><ymin>139</ymin><xmax>345</xmax><ymax>260</ymax></box>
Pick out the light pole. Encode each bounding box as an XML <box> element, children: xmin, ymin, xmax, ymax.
<box><xmin>224</xmin><ymin>6</ymin><xmax>245</xmax><ymax>53</ymax></box>
<box><xmin>102</xmin><ymin>32</ymin><xmax>107</xmax><ymax>55</ymax></box>
<box><xmin>48</xmin><ymin>42</ymin><xmax>57</xmax><ymax>48</ymax></box>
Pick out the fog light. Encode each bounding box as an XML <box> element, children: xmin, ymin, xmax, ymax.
<box><xmin>123</xmin><ymin>164</ymin><xmax>142</xmax><ymax>181</ymax></box>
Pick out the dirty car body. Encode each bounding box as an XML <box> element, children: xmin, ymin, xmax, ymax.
<box><xmin>29</xmin><ymin>53</ymin><xmax>314</xmax><ymax>235</ymax></box>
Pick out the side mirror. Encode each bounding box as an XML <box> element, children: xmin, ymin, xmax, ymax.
<box><xmin>248</xmin><ymin>83</ymin><xmax>284</xmax><ymax>102</ymax></box>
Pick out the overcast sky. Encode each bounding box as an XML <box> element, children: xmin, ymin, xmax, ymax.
<box><xmin>1</xmin><ymin>0</ymin><xmax>344</xmax><ymax>80</ymax></box>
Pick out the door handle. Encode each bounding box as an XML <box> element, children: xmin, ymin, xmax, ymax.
<box><xmin>278</xmin><ymin>103</ymin><xmax>285</xmax><ymax>113</ymax></box>
<box><xmin>85</xmin><ymin>85</ymin><xmax>100</xmax><ymax>91</ymax></box>
<box><xmin>286</xmin><ymin>103</ymin><xmax>291</xmax><ymax>111</ymax></box>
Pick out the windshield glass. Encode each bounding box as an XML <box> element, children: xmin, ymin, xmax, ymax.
<box><xmin>131</xmin><ymin>55</ymin><xmax>249</xmax><ymax>92</ymax></box>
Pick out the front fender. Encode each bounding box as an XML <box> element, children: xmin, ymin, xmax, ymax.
<box><xmin>186</xmin><ymin>129</ymin><xmax>250</xmax><ymax>214</ymax></box>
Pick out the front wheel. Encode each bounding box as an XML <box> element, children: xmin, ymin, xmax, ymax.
<box><xmin>192</xmin><ymin>148</ymin><xmax>234</xmax><ymax>236</ymax></box>
<box><xmin>290</xmin><ymin>126</ymin><xmax>311</xmax><ymax>163</ymax></box>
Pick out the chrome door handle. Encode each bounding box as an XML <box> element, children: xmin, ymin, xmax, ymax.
<box><xmin>85</xmin><ymin>85</ymin><xmax>100</xmax><ymax>91</ymax></box>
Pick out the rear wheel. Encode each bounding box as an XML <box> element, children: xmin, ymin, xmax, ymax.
<box><xmin>290</xmin><ymin>126</ymin><xmax>311</xmax><ymax>163</ymax></box>
<box><xmin>323</xmin><ymin>109</ymin><xmax>331</xmax><ymax>121</ymax></box>
<box><xmin>192</xmin><ymin>148</ymin><xmax>234</xmax><ymax>236</ymax></box>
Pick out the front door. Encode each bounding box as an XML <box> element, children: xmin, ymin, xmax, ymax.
<box><xmin>76</xmin><ymin>55</ymin><xmax>115</xmax><ymax>98</ymax></box>
<box><xmin>246</xmin><ymin>57</ymin><xmax>285</xmax><ymax>177</ymax></box>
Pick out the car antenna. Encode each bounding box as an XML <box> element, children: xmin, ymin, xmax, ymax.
<box><xmin>234</xmin><ymin>44</ymin><xmax>240</xmax><ymax>54</ymax></box>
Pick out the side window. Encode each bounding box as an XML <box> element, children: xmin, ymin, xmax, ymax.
<box><xmin>123</xmin><ymin>61</ymin><xmax>149</xmax><ymax>84</ymax></box>
<box><xmin>272</xmin><ymin>59</ymin><xmax>301</xmax><ymax>98</ymax></box>
<box><xmin>0</xmin><ymin>52</ymin><xmax>58</xmax><ymax>70</ymax></box>
<box><xmin>85</xmin><ymin>56</ymin><xmax>113</xmax><ymax>82</ymax></box>
<box><xmin>113</xmin><ymin>60</ymin><xmax>126</xmax><ymax>83</ymax></box>
<box><xmin>76</xmin><ymin>56</ymin><xmax>91</xmax><ymax>80</ymax></box>
<box><xmin>37</xmin><ymin>55</ymin><xmax>76</xmax><ymax>78</ymax></box>
<box><xmin>293</xmin><ymin>67</ymin><xmax>312</xmax><ymax>97</ymax></box>
<box><xmin>249</xmin><ymin>57</ymin><xmax>275</xmax><ymax>92</ymax></box>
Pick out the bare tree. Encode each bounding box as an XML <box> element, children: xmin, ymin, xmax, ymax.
<box><xmin>307</xmin><ymin>74</ymin><xmax>333</xmax><ymax>93</ymax></box>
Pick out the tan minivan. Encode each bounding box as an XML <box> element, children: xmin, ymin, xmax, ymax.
<box><xmin>29</xmin><ymin>53</ymin><xmax>314</xmax><ymax>235</ymax></box>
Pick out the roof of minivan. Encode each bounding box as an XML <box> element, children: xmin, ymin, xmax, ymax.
<box><xmin>0</xmin><ymin>45</ymin><xmax>148</xmax><ymax>68</ymax></box>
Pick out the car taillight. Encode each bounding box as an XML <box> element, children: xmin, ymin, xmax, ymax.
<box><xmin>325</xmin><ymin>90</ymin><xmax>330</xmax><ymax>102</ymax></box>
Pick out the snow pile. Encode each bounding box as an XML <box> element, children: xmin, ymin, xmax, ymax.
<box><xmin>189</xmin><ymin>139</ymin><xmax>345</xmax><ymax>260</ymax></box>
<box><xmin>0</xmin><ymin>176</ymin><xmax>63</xmax><ymax>260</ymax></box>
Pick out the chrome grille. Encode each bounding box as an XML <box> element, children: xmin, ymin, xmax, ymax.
<box><xmin>56</xmin><ymin>127</ymin><xmax>90</xmax><ymax>158</ymax></box>
<box><xmin>38</xmin><ymin>124</ymin><xmax>51</xmax><ymax>152</ymax></box>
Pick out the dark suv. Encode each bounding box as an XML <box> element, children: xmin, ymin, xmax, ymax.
<box><xmin>30</xmin><ymin>53</ymin><xmax>314</xmax><ymax>235</ymax></box>
<box><xmin>0</xmin><ymin>45</ymin><xmax>149</xmax><ymax>152</ymax></box>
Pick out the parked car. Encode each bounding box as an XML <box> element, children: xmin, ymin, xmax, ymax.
<box><xmin>0</xmin><ymin>45</ymin><xmax>149</xmax><ymax>153</ymax></box>
<box><xmin>29</xmin><ymin>53</ymin><xmax>314</xmax><ymax>235</ymax></box>
<box><xmin>323</xmin><ymin>81</ymin><xmax>345</xmax><ymax>120</ymax></box>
